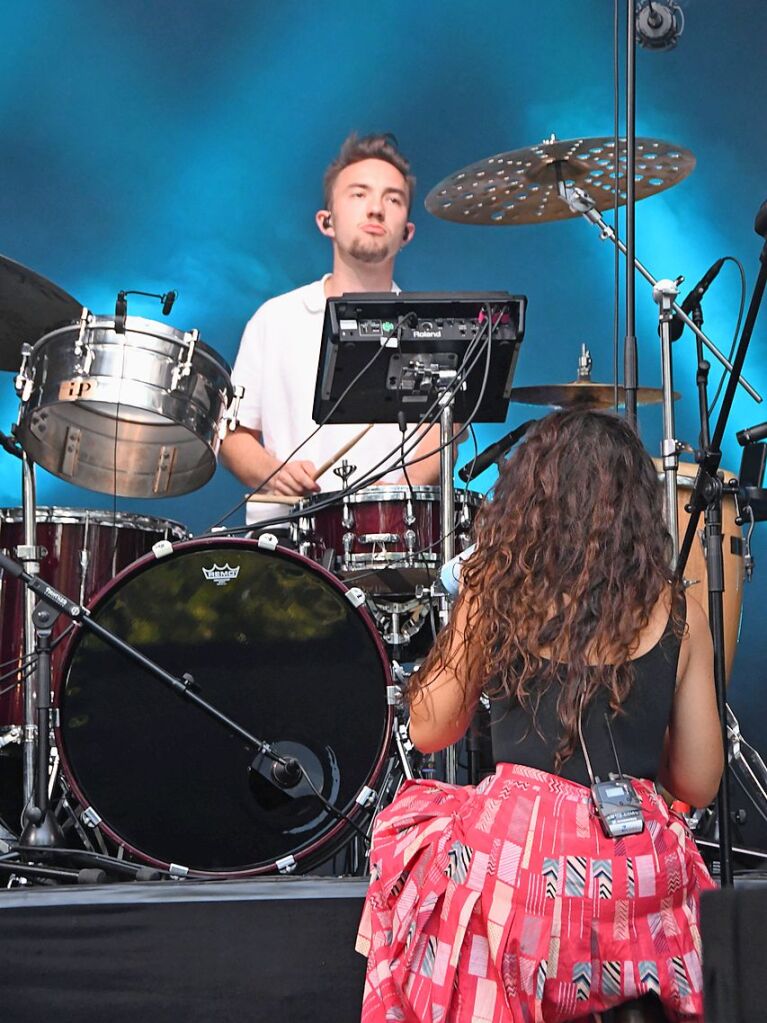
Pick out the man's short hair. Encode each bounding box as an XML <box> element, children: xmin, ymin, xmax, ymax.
<box><xmin>323</xmin><ymin>132</ymin><xmax>416</xmax><ymax>214</ymax></box>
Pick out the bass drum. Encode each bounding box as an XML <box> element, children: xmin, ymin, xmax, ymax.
<box><xmin>56</xmin><ymin>537</ymin><xmax>393</xmax><ymax>876</ymax></box>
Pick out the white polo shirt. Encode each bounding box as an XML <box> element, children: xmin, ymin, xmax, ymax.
<box><xmin>232</xmin><ymin>276</ymin><xmax>405</xmax><ymax>524</ymax></box>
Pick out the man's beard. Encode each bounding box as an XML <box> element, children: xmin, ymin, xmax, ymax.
<box><xmin>348</xmin><ymin>236</ymin><xmax>389</xmax><ymax>264</ymax></box>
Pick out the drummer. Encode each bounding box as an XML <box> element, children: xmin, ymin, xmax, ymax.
<box><xmin>220</xmin><ymin>131</ymin><xmax>444</xmax><ymax>526</ymax></box>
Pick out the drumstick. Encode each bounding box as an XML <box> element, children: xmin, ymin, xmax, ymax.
<box><xmin>246</xmin><ymin>493</ymin><xmax>300</xmax><ymax>505</ymax></box>
<box><xmin>247</xmin><ymin>424</ymin><xmax>373</xmax><ymax>504</ymax></box>
<box><xmin>313</xmin><ymin>423</ymin><xmax>374</xmax><ymax>479</ymax></box>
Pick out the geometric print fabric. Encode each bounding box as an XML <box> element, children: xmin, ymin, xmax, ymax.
<box><xmin>356</xmin><ymin>763</ymin><xmax>712</xmax><ymax>1022</ymax></box>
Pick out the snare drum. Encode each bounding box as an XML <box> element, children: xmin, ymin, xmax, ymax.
<box><xmin>56</xmin><ymin>538</ymin><xmax>393</xmax><ymax>876</ymax></box>
<box><xmin>297</xmin><ymin>485</ymin><xmax>481</xmax><ymax>576</ymax></box>
<box><xmin>15</xmin><ymin>315</ymin><xmax>239</xmax><ymax>497</ymax></box>
<box><xmin>0</xmin><ymin>508</ymin><xmax>189</xmax><ymax>726</ymax></box>
<box><xmin>656</xmin><ymin>459</ymin><xmax>744</xmax><ymax>680</ymax></box>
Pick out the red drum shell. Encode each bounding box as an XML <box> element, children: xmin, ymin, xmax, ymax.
<box><xmin>0</xmin><ymin>508</ymin><xmax>188</xmax><ymax>726</ymax></box>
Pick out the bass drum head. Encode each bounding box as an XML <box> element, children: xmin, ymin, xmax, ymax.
<box><xmin>57</xmin><ymin>538</ymin><xmax>392</xmax><ymax>876</ymax></box>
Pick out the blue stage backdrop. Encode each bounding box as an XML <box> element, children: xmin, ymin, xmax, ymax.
<box><xmin>0</xmin><ymin>2</ymin><xmax>765</xmax><ymax>728</ymax></box>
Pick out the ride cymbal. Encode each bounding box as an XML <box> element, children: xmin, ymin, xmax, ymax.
<box><xmin>425</xmin><ymin>135</ymin><xmax>695</xmax><ymax>226</ymax></box>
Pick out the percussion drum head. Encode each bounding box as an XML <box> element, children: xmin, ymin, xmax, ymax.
<box><xmin>57</xmin><ymin>538</ymin><xmax>392</xmax><ymax>875</ymax></box>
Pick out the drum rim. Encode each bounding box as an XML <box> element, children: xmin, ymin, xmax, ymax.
<box><xmin>303</xmin><ymin>484</ymin><xmax>483</xmax><ymax>506</ymax></box>
<box><xmin>54</xmin><ymin>535</ymin><xmax>394</xmax><ymax>877</ymax></box>
<box><xmin>0</xmin><ymin>506</ymin><xmax>189</xmax><ymax>535</ymax></box>
<box><xmin>30</xmin><ymin>314</ymin><xmax>232</xmax><ymax>376</ymax></box>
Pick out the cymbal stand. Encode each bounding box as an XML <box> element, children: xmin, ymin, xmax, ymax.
<box><xmin>653</xmin><ymin>277</ymin><xmax>681</xmax><ymax>566</ymax></box>
<box><xmin>436</xmin><ymin>373</ymin><xmax>458</xmax><ymax>783</ymax></box>
<box><xmin>555</xmin><ymin>183</ymin><xmax>762</xmax><ymax>405</ymax></box>
<box><xmin>675</xmin><ymin>204</ymin><xmax>767</xmax><ymax>887</ymax></box>
<box><xmin>20</xmin><ymin>451</ymin><xmax>42</xmax><ymax>809</ymax></box>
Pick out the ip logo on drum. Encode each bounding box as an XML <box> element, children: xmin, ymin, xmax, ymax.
<box><xmin>202</xmin><ymin>563</ymin><xmax>240</xmax><ymax>586</ymax></box>
<box><xmin>58</xmin><ymin>378</ymin><xmax>96</xmax><ymax>401</ymax></box>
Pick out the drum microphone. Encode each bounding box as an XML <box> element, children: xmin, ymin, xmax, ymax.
<box><xmin>458</xmin><ymin>419</ymin><xmax>535</xmax><ymax>483</ymax></box>
<box><xmin>668</xmin><ymin>258</ymin><xmax>726</xmax><ymax>341</ymax></box>
<box><xmin>271</xmin><ymin>756</ymin><xmax>303</xmax><ymax>789</ymax></box>
<box><xmin>737</xmin><ymin>421</ymin><xmax>767</xmax><ymax>446</ymax></box>
<box><xmin>161</xmin><ymin>290</ymin><xmax>177</xmax><ymax>316</ymax></box>
<box><xmin>755</xmin><ymin>199</ymin><xmax>767</xmax><ymax>239</ymax></box>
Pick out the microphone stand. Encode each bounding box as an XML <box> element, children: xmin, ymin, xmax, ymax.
<box><xmin>624</xmin><ymin>0</ymin><xmax>639</xmax><ymax>429</ymax></box>
<box><xmin>675</xmin><ymin>212</ymin><xmax>767</xmax><ymax>888</ymax></box>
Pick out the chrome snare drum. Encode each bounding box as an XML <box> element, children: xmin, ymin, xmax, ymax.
<box><xmin>15</xmin><ymin>314</ymin><xmax>241</xmax><ymax>497</ymax></box>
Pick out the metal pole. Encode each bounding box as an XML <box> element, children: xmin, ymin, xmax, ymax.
<box><xmin>653</xmin><ymin>278</ymin><xmax>681</xmax><ymax>566</ymax></box>
<box><xmin>20</xmin><ymin>453</ymin><xmax>40</xmax><ymax>808</ymax></box>
<box><xmin>438</xmin><ymin>393</ymin><xmax>457</xmax><ymax>784</ymax></box>
<box><xmin>624</xmin><ymin>0</ymin><xmax>639</xmax><ymax>429</ymax></box>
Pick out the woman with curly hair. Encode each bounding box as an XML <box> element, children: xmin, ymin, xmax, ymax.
<box><xmin>357</xmin><ymin>410</ymin><xmax>722</xmax><ymax>1023</ymax></box>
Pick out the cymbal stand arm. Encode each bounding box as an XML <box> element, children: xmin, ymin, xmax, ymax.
<box><xmin>653</xmin><ymin>277</ymin><xmax>681</xmax><ymax>567</ymax></box>
<box><xmin>557</xmin><ymin>185</ymin><xmax>762</xmax><ymax>403</ymax></box>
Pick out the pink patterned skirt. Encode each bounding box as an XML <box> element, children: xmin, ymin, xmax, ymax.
<box><xmin>356</xmin><ymin>764</ymin><xmax>713</xmax><ymax>1022</ymax></box>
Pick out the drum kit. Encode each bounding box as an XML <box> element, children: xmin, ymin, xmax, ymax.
<box><xmin>0</xmin><ymin>131</ymin><xmax>762</xmax><ymax>882</ymax></box>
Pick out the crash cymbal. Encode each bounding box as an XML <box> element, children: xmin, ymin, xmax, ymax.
<box><xmin>509</xmin><ymin>380</ymin><xmax>679</xmax><ymax>410</ymax></box>
<box><xmin>0</xmin><ymin>255</ymin><xmax>81</xmax><ymax>372</ymax></box>
<box><xmin>425</xmin><ymin>135</ymin><xmax>695</xmax><ymax>226</ymax></box>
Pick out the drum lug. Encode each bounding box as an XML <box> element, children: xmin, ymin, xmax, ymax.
<box><xmin>152</xmin><ymin>446</ymin><xmax>178</xmax><ymax>495</ymax></box>
<box><xmin>152</xmin><ymin>539</ymin><xmax>175</xmax><ymax>559</ymax></box>
<box><xmin>341</xmin><ymin>497</ymin><xmax>354</xmax><ymax>531</ymax></box>
<box><xmin>386</xmin><ymin>685</ymin><xmax>404</xmax><ymax>708</ymax></box>
<box><xmin>171</xmin><ymin>330</ymin><xmax>198</xmax><ymax>390</ymax></box>
<box><xmin>60</xmin><ymin>425</ymin><xmax>82</xmax><ymax>479</ymax></box>
<box><xmin>345</xmin><ymin>586</ymin><xmax>366</xmax><ymax>608</ymax></box>
<box><xmin>14</xmin><ymin>344</ymin><xmax>33</xmax><ymax>402</ymax></box>
<box><xmin>355</xmin><ymin>786</ymin><xmax>377</xmax><ymax>809</ymax></box>
<box><xmin>342</xmin><ymin>531</ymin><xmax>355</xmax><ymax>568</ymax></box>
<box><xmin>13</xmin><ymin>544</ymin><xmax>47</xmax><ymax>563</ymax></box>
<box><xmin>276</xmin><ymin>854</ymin><xmax>297</xmax><ymax>874</ymax></box>
<box><xmin>404</xmin><ymin>529</ymin><xmax>416</xmax><ymax>564</ymax></box>
<box><xmin>81</xmin><ymin>806</ymin><xmax>103</xmax><ymax>828</ymax></box>
<box><xmin>220</xmin><ymin>385</ymin><xmax>245</xmax><ymax>438</ymax></box>
<box><xmin>257</xmin><ymin>532</ymin><xmax>279</xmax><ymax>551</ymax></box>
<box><xmin>169</xmin><ymin>863</ymin><xmax>190</xmax><ymax>879</ymax></box>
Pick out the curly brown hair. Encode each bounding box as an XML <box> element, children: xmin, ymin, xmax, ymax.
<box><xmin>411</xmin><ymin>409</ymin><xmax>684</xmax><ymax>769</ymax></box>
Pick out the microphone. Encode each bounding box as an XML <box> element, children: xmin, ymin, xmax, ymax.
<box><xmin>114</xmin><ymin>290</ymin><xmax>128</xmax><ymax>334</ymax></box>
<box><xmin>271</xmin><ymin>757</ymin><xmax>303</xmax><ymax>789</ymax></box>
<box><xmin>458</xmin><ymin>419</ymin><xmax>535</xmax><ymax>483</ymax></box>
<box><xmin>161</xmin><ymin>290</ymin><xmax>177</xmax><ymax>316</ymax></box>
<box><xmin>737</xmin><ymin>422</ymin><xmax>767</xmax><ymax>446</ymax></box>
<box><xmin>668</xmin><ymin>258</ymin><xmax>726</xmax><ymax>341</ymax></box>
<box><xmin>755</xmin><ymin>199</ymin><xmax>767</xmax><ymax>239</ymax></box>
<box><xmin>440</xmin><ymin>543</ymin><xmax>476</xmax><ymax>598</ymax></box>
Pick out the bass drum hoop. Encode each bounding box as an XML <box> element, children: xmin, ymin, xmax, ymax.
<box><xmin>55</xmin><ymin>537</ymin><xmax>394</xmax><ymax>877</ymax></box>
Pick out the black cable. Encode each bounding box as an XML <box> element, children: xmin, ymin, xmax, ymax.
<box><xmin>613</xmin><ymin>0</ymin><xmax>622</xmax><ymax>413</ymax></box>
<box><xmin>706</xmin><ymin>256</ymin><xmax>748</xmax><ymax>416</ymax></box>
<box><xmin>203</xmin><ymin>303</ymin><xmax>499</xmax><ymax>538</ymax></box>
<box><xmin>207</xmin><ymin>312</ymin><xmax>417</xmax><ymax>531</ymax></box>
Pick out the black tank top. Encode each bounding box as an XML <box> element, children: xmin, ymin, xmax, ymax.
<box><xmin>489</xmin><ymin>600</ymin><xmax>684</xmax><ymax>786</ymax></box>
